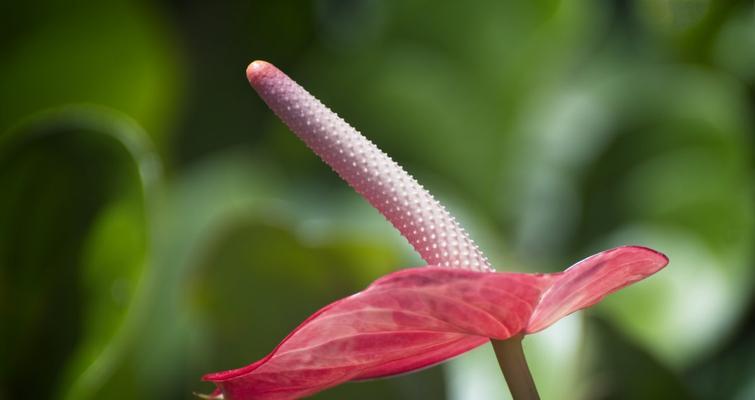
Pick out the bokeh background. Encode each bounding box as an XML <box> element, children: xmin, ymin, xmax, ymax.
<box><xmin>1</xmin><ymin>0</ymin><xmax>754</xmax><ymax>399</ymax></box>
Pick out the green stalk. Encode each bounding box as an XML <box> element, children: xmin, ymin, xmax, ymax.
<box><xmin>491</xmin><ymin>335</ymin><xmax>540</xmax><ymax>400</ymax></box>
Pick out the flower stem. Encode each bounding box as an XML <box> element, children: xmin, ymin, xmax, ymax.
<box><xmin>491</xmin><ymin>335</ymin><xmax>540</xmax><ymax>400</ymax></box>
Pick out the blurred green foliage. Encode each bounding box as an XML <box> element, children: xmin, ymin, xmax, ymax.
<box><xmin>1</xmin><ymin>0</ymin><xmax>753</xmax><ymax>399</ymax></box>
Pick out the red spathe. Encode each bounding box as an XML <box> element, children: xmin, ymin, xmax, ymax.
<box><xmin>203</xmin><ymin>246</ymin><xmax>668</xmax><ymax>399</ymax></box>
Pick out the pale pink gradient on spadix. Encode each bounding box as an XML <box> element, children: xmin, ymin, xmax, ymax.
<box><xmin>246</xmin><ymin>60</ymin><xmax>491</xmax><ymax>271</ymax></box>
<box><xmin>200</xmin><ymin>61</ymin><xmax>670</xmax><ymax>400</ymax></box>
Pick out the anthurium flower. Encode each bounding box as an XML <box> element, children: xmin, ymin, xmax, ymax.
<box><xmin>201</xmin><ymin>61</ymin><xmax>668</xmax><ymax>400</ymax></box>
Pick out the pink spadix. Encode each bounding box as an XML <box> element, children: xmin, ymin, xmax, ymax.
<box><xmin>246</xmin><ymin>61</ymin><xmax>491</xmax><ymax>271</ymax></box>
<box><xmin>201</xmin><ymin>61</ymin><xmax>669</xmax><ymax>400</ymax></box>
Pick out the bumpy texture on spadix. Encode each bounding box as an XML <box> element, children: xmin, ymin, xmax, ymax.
<box><xmin>204</xmin><ymin>246</ymin><xmax>668</xmax><ymax>399</ymax></box>
<box><xmin>246</xmin><ymin>61</ymin><xmax>492</xmax><ymax>271</ymax></box>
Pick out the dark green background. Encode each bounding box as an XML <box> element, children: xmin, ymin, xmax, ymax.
<box><xmin>1</xmin><ymin>1</ymin><xmax>754</xmax><ymax>399</ymax></box>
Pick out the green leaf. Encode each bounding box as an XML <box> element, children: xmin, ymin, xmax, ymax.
<box><xmin>0</xmin><ymin>0</ymin><xmax>181</xmax><ymax>151</ymax></box>
<box><xmin>0</xmin><ymin>105</ymin><xmax>160</xmax><ymax>399</ymax></box>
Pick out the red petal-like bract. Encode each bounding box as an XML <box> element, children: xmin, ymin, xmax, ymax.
<box><xmin>203</xmin><ymin>246</ymin><xmax>667</xmax><ymax>399</ymax></box>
